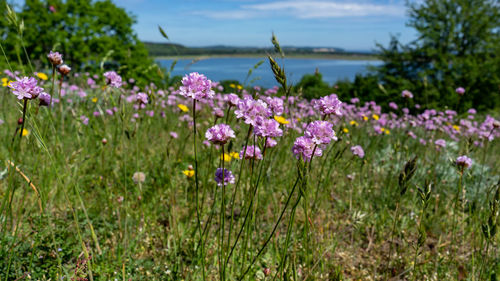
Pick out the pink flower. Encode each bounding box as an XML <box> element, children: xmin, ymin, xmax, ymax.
<box><xmin>315</xmin><ymin>94</ymin><xmax>342</xmax><ymax>116</ymax></box>
<box><xmin>255</xmin><ymin>117</ymin><xmax>283</xmax><ymax>138</ymax></box>
<box><xmin>292</xmin><ymin>136</ymin><xmax>322</xmax><ymax>161</ymax></box>
<box><xmin>205</xmin><ymin>124</ymin><xmax>235</xmax><ymax>145</ymax></box>
<box><xmin>104</xmin><ymin>71</ymin><xmax>122</xmax><ymax>88</ymax></box>
<box><xmin>456</xmin><ymin>155</ymin><xmax>472</xmax><ymax>168</ymax></box>
<box><xmin>179</xmin><ymin>72</ymin><xmax>214</xmax><ymax>100</ymax></box>
<box><xmin>240</xmin><ymin>145</ymin><xmax>263</xmax><ymax>160</ymax></box>
<box><xmin>350</xmin><ymin>145</ymin><xmax>365</xmax><ymax>158</ymax></box>
<box><xmin>234</xmin><ymin>97</ymin><xmax>272</xmax><ymax>126</ymax></box>
<box><xmin>304</xmin><ymin>121</ymin><xmax>336</xmax><ymax>145</ymax></box>
<box><xmin>9</xmin><ymin>77</ymin><xmax>46</xmax><ymax>100</ymax></box>
<box><xmin>47</xmin><ymin>51</ymin><xmax>63</xmax><ymax>66</ymax></box>
<box><xmin>401</xmin><ymin>90</ymin><xmax>413</xmax><ymax>99</ymax></box>
<box><xmin>456</xmin><ymin>87</ymin><xmax>465</xmax><ymax>95</ymax></box>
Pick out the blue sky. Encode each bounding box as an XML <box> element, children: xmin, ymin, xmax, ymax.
<box><xmin>12</xmin><ymin>0</ymin><xmax>417</xmax><ymax>51</ymax></box>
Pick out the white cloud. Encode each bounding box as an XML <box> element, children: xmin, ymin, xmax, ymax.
<box><xmin>195</xmin><ymin>0</ymin><xmax>405</xmax><ymax>20</ymax></box>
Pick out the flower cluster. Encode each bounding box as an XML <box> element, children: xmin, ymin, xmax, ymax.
<box><xmin>234</xmin><ymin>97</ymin><xmax>272</xmax><ymax>126</ymax></box>
<box><xmin>9</xmin><ymin>77</ymin><xmax>46</xmax><ymax>100</ymax></box>
<box><xmin>47</xmin><ymin>51</ymin><xmax>63</xmax><ymax>66</ymax></box>
<box><xmin>104</xmin><ymin>71</ymin><xmax>122</xmax><ymax>88</ymax></box>
<box><xmin>179</xmin><ymin>72</ymin><xmax>214</xmax><ymax>100</ymax></box>
<box><xmin>292</xmin><ymin>136</ymin><xmax>323</xmax><ymax>161</ymax></box>
<box><xmin>351</xmin><ymin>145</ymin><xmax>365</xmax><ymax>158</ymax></box>
<box><xmin>304</xmin><ymin>121</ymin><xmax>336</xmax><ymax>145</ymax></box>
<box><xmin>456</xmin><ymin>155</ymin><xmax>472</xmax><ymax>169</ymax></box>
<box><xmin>240</xmin><ymin>145</ymin><xmax>263</xmax><ymax>160</ymax></box>
<box><xmin>254</xmin><ymin>117</ymin><xmax>283</xmax><ymax>138</ymax></box>
<box><xmin>205</xmin><ymin>124</ymin><xmax>235</xmax><ymax>145</ymax></box>
<box><xmin>214</xmin><ymin>168</ymin><xmax>235</xmax><ymax>186</ymax></box>
<box><xmin>315</xmin><ymin>93</ymin><xmax>342</xmax><ymax>116</ymax></box>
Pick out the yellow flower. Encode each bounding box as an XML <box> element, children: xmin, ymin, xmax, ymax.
<box><xmin>22</xmin><ymin>129</ymin><xmax>29</xmax><ymax>137</ymax></box>
<box><xmin>274</xmin><ymin>115</ymin><xmax>289</xmax><ymax>125</ymax></box>
<box><xmin>349</xmin><ymin>120</ymin><xmax>359</xmax><ymax>126</ymax></box>
<box><xmin>453</xmin><ymin>125</ymin><xmax>460</xmax><ymax>132</ymax></box>
<box><xmin>1</xmin><ymin>78</ymin><xmax>8</xmax><ymax>87</ymax></box>
<box><xmin>296</xmin><ymin>118</ymin><xmax>301</xmax><ymax>122</ymax></box>
<box><xmin>177</xmin><ymin>104</ymin><xmax>189</xmax><ymax>112</ymax></box>
<box><xmin>91</xmin><ymin>97</ymin><xmax>98</xmax><ymax>103</ymax></box>
<box><xmin>372</xmin><ymin>114</ymin><xmax>379</xmax><ymax>121</ymax></box>
<box><xmin>362</xmin><ymin>116</ymin><xmax>369</xmax><ymax>121</ymax></box>
<box><xmin>230</xmin><ymin>152</ymin><xmax>240</xmax><ymax>159</ymax></box>
<box><xmin>385</xmin><ymin>129</ymin><xmax>390</xmax><ymax>135</ymax></box>
<box><xmin>343</xmin><ymin>128</ymin><xmax>349</xmax><ymax>133</ymax></box>
<box><xmin>221</xmin><ymin>153</ymin><xmax>232</xmax><ymax>162</ymax></box>
<box><xmin>36</xmin><ymin>72</ymin><xmax>48</xmax><ymax>81</ymax></box>
<box><xmin>236</xmin><ymin>85</ymin><xmax>243</xmax><ymax>90</ymax></box>
<box><xmin>183</xmin><ymin>170</ymin><xmax>195</xmax><ymax>178</ymax></box>
<box><xmin>229</xmin><ymin>83</ymin><xmax>236</xmax><ymax>88</ymax></box>
<box><xmin>380</xmin><ymin>127</ymin><xmax>386</xmax><ymax>133</ymax></box>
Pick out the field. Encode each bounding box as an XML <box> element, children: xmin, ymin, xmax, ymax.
<box><xmin>0</xmin><ymin>67</ymin><xmax>499</xmax><ymax>281</ymax></box>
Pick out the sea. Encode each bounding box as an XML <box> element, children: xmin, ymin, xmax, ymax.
<box><xmin>157</xmin><ymin>57</ymin><xmax>382</xmax><ymax>88</ymax></box>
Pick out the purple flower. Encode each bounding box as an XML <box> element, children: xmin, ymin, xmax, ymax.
<box><xmin>350</xmin><ymin>145</ymin><xmax>365</xmax><ymax>158</ymax></box>
<box><xmin>47</xmin><ymin>51</ymin><xmax>63</xmax><ymax>66</ymax></box>
<box><xmin>389</xmin><ymin>102</ymin><xmax>398</xmax><ymax>110</ymax></box>
<box><xmin>401</xmin><ymin>90</ymin><xmax>413</xmax><ymax>99</ymax></box>
<box><xmin>234</xmin><ymin>97</ymin><xmax>272</xmax><ymax>126</ymax></box>
<box><xmin>80</xmin><ymin>115</ymin><xmax>89</xmax><ymax>125</ymax></box>
<box><xmin>179</xmin><ymin>72</ymin><xmax>214</xmax><ymax>100</ymax></box>
<box><xmin>205</xmin><ymin>124</ymin><xmax>235</xmax><ymax>145</ymax></box>
<box><xmin>9</xmin><ymin>77</ymin><xmax>46</xmax><ymax>100</ymax></box>
<box><xmin>255</xmin><ymin>117</ymin><xmax>283</xmax><ymax>138</ymax></box>
<box><xmin>304</xmin><ymin>121</ymin><xmax>336</xmax><ymax>145</ymax></box>
<box><xmin>215</xmin><ymin>168</ymin><xmax>235</xmax><ymax>186</ymax></box>
<box><xmin>456</xmin><ymin>87</ymin><xmax>465</xmax><ymax>95</ymax></box>
<box><xmin>315</xmin><ymin>94</ymin><xmax>342</xmax><ymax>116</ymax></box>
<box><xmin>224</xmin><ymin>93</ymin><xmax>240</xmax><ymax>107</ymax></box>
<box><xmin>136</xmin><ymin>92</ymin><xmax>148</xmax><ymax>104</ymax></box>
<box><xmin>240</xmin><ymin>145</ymin><xmax>263</xmax><ymax>160</ymax></box>
<box><xmin>170</xmin><ymin>131</ymin><xmax>178</xmax><ymax>139</ymax></box>
<box><xmin>213</xmin><ymin>108</ymin><xmax>224</xmax><ymax>118</ymax></box>
<box><xmin>38</xmin><ymin>92</ymin><xmax>52</xmax><ymax>106</ymax></box>
<box><xmin>266</xmin><ymin>138</ymin><xmax>277</xmax><ymax>148</ymax></box>
<box><xmin>264</xmin><ymin>97</ymin><xmax>284</xmax><ymax>116</ymax></box>
<box><xmin>103</xmin><ymin>71</ymin><xmax>122</xmax><ymax>88</ymax></box>
<box><xmin>434</xmin><ymin>139</ymin><xmax>446</xmax><ymax>149</ymax></box>
<box><xmin>456</xmin><ymin>155</ymin><xmax>472</xmax><ymax>169</ymax></box>
<box><xmin>292</xmin><ymin>136</ymin><xmax>322</xmax><ymax>161</ymax></box>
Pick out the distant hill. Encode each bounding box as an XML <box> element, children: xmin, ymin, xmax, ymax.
<box><xmin>143</xmin><ymin>42</ymin><xmax>375</xmax><ymax>57</ymax></box>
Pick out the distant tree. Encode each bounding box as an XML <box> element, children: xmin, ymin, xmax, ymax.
<box><xmin>2</xmin><ymin>0</ymin><xmax>162</xmax><ymax>83</ymax></box>
<box><xmin>295</xmin><ymin>72</ymin><xmax>331</xmax><ymax>100</ymax></box>
<box><xmin>376</xmin><ymin>0</ymin><xmax>500</xmax><ymax>112</ymax></box>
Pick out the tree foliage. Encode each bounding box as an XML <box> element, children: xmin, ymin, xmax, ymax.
<box><xmin>376</xmin><ymin>0</ymin><xmax>500</xmax><ymax>112</ymax></box>
<box><xmin>1</xmin><ymin>0</ymin><xmax>163</xmax><ymax>83</ymax></box>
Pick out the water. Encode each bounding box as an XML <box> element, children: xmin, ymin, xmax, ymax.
<box><xmin>157</xmin><ymin>57</ymin><xmax>382</xmax><ymax>88</ymax></box>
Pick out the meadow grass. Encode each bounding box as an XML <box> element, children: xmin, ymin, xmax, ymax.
<box><xmin>0</xmin><ymin>67</ymin><xmax>498</xmax><ymax>281</ymax></box>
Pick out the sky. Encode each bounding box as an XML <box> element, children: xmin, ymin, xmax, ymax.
<box><xmin>12</xmin><ymin>0</ymin><xmax>418</xmax><ymax>51</ymax></box>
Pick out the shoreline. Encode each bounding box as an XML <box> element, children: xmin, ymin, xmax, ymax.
<box><xmin>154</xmin><ymin>53</ymin><xmax>379</xmax><ymax>61</ymax></box>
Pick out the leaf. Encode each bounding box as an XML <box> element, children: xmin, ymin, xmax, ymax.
<box><xmin>158</xmin><ymin>25</ymin><xmax>169</xmax><ymax>40</ymax></box>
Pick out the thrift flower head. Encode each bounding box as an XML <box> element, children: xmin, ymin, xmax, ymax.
<box><xmin>315</xmin><ymin>94</ymin><xmax>342</xmax><ymax>116</ymax></box>
<box><xmin>435</xmin><ymin>139</ymin><xmax>446</xmax><ymax>149</ymax></box>
<box><xmin>80</xmin><ymin>115</ymin><xmax>89</xmax><ymax>125</ymax></box>
<box><xmin>39</xmin><ymin>92</ymin><xmax>52</xmax><ymax>107</ymax></box>
<box><xmin>255</xmin><ymin>117</ymin><xmax>283</xmax><ymax>138</ymax></box>
<box><xmin>292</xmin><ymin>136</ymin><xmax>322</xmax><ymax>161</ymax></box>
<box><xmin>456</xmin><ymin>87</ymin><xmax>465</xmax><ymax>95</ymax></box>
<box><xmin>225</xmin><ymin>93</ymin><xmax>240</xmax><ymax>107</ymax></box>
<box><xmin>47</xmin><ymin>51</ymin><xmax>63</xmax><ymax>66</ymax></box>
<box><xmin>456</xmin><ymin>155</ymin><xmax>472</xmax><ymax>169</ymax></box>
<box><xmin>58</xmin><ymin>64</ymin><xmax>71</xmax><ymax>76</ymax></box>
<box><xmin>351</xmin><ymin>145</ymin><xmax>365</xmax><ymax>158</ymax></box>
<box><xmin>214</xmin><ymin>168</ymin><xmax>235</xmax><ymax>186</ymax></box>
<box><xmin>234</xmin><ymin>97</ymin><xmax>272</xmax><ymax>126</ymax></box>
<box><xmin>205</xmin><ymin>124</ymin><xmax>235</xmax><ymax>145</ymax></box>
<box><xmin>132</xmin><ymin>172</ymin><xmax>146</xmax><ymax>183</ymax></box>
<box><xmin>240</xmin><ymin>145</ymin><xmax>263</xmax><ymax>160</ymax></box>
<box><xmin>179</xmin><ymin>72</ymin><xmax>214</xmax><ymax>100</ymax></box>
<box><xmin>264</xmin><ymin>97</ymin><xmax>284</xmax><ymax>115</ymax></box>
<box><xmin>136</xmin><ymin>92</ymin><xmax>148</xmax><ymax>104</ymax></box>
<box><xmin>304</xmin><ymin>121</ymin><xmax>337</xmax><ymax>145</ymax></box>
<box><xmin>401</xmin><ymin>90</ymin><xmax>413</xmax><ymax>99</ymax></box>
<box><xmin>103</xmin><ymin>71</ymin><xmax>122</xmax><ymax>88</ymax></box>
<box><xmin>9</xmin><ymin>77</ymin><xmax>46</xmax><ymax>100</ymax></box>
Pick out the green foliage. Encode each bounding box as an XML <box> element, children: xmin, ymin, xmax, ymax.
<box><xmin>376</xmin><ymin>0</ymin><xmax>500</xmax><ymax>112</ymax></box>
<box><xmin>1</xmin><ymin>0</ymin><xmax>163</xmax><ymax>84</ymax></box>
<box><xmin>295</xmin><ymin>72</ymin><xmax>331</xmax><ymax>100</ymax></box>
